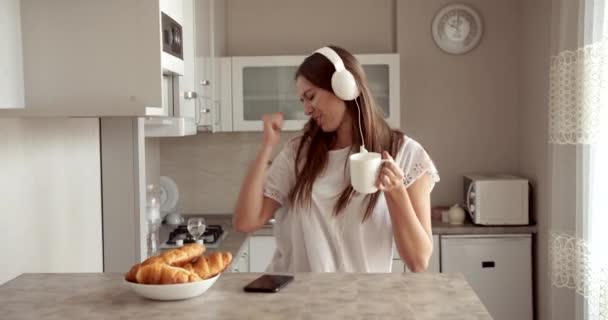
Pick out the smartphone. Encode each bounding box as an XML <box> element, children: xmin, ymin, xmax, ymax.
<box><xmin>243</xmin><ymin>274</ymin><xmax>294</xmax><ymax>293</ymax></box>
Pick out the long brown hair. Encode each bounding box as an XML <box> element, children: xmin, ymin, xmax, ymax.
<box><xmin>288</xmin><ymin>45</ymin><xmax>404</xmax><ymax>221</ymax></box>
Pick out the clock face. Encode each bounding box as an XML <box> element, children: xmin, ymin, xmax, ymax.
<box><xmin>432</xmin><ymin>4</ymin><xmax>483</xmax><ymax>54</ymax></box>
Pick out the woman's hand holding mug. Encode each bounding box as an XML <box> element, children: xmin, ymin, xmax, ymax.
<box><xmin>377</xmin><ymin>151</ymin><xmax>405</xmax><ymax>194</ymax></box>
<box><xmin>350</xmin><ymin>150</ymin><xmax>404</xmax><ymax>194</ymax></box>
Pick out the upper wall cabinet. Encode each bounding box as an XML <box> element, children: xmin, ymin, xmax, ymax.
<box><xmin>0</xmin><ymin>0</ymin><xmax>25</xmax><ymax>109</ymax></box>
<box><xmin>193</xmin><ymin>0</ymin><xmax>230</xmax><ymax>132</ymax></box>
<box><xmin>227</xmin><ymin>54</ymin><xmax>400</xmax><ymax>132</ymax></box>
<box><xmin>0</xmin><ymin>0</ymin><xmax>193</xmax><ymax>117</ymax></box>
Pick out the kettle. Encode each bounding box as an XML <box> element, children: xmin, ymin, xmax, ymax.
<box><xmin>448</xmin><ymin>204</ymin><xmax>466</xmax><ymax>225</ymax></box>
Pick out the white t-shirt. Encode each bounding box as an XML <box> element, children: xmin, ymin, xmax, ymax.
<box><xmin>263</xmin><ymin>134</ymin><xmax>440</xmax><ymax>273</ymax></box>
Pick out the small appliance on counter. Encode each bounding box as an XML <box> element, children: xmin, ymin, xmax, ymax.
<box><xmin>447</xmin><ymin>204</ymin><xmax>466</xmax><ymax>225</ymax></box>
<box><xmin>464</xmin><ymin>174</ymin><xmax>530</xmax><ymax>225</ymax></box>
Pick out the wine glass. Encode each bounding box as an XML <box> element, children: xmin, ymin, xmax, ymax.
<box><xmin>187</xmin><ymin>217</ymin><xmax>206</xmax><ymax>244</ymax></box>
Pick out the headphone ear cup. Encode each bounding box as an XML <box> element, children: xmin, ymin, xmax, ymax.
<box><xmin>331</xmin><ymin>70</ymin><xmax>360</xmax><ymax>101</ymax></box>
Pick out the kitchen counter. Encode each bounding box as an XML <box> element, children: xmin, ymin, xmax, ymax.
<box><xmin>249</xmin><ymin>219</ymin><xmax>538</xmax><ymax>236</ymax></box>
<box><xmin>194</xmin><ymin>215</ymin><xmax>536</xmax><ymax>269</ymax></box>
<box><xmin>431</xmin><ymin>220</ymin><xmax>537</xmax><ymax>235</ymax></box>
<box><xmin>0</xmin><ymin>272</ymin><xmax>492</xmax><ymax>319</ymax></box>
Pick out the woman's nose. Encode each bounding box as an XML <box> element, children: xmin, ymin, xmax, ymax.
<box><xmin>303</xmin><ymin>102</ymin><xmax>314</xmax><ymax>116</ymax></box>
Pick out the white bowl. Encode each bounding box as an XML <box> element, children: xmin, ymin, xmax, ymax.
<box><xmin>125</xmin><ymin>273</ymin><xmax>220</xmax><ymax>301</ymax></box>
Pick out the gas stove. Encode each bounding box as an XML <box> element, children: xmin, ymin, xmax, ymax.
<box><xmin>161</xmin><ymin>224</ymin><xmax>227</xmax><ymax>249</ymax></box>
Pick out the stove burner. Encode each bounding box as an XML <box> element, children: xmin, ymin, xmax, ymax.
<box><xmin>166</xmin><ymin>224</ymin><xmax>225</xmax><ymax>245</ymax></box>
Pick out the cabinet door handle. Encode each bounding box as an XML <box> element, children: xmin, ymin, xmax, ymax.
<box><xmin>482</xmin><ymin>261</ymin><xmax>495</xmax><ymax>268</ymax></box>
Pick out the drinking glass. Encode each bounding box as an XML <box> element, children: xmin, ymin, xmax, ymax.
<box><xmin>187</xmin><ymin>217</ymin><xmax>207</xmax><ymax>241</ymax></box>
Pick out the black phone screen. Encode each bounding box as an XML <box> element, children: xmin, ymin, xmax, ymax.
<box><xmin>243</xmin><ymin>274</ymin><xmax>294</xmax><ymax>293</ymax></box>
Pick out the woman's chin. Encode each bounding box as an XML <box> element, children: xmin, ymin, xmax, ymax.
<box><xmin>311</xmin><ymin>120</ymin><xmax>337</xmax><ymax>133</ymax></box>
<box><xmin>319</xmin><ymin>124</ymin><xmax>337</xmax><ymax>132</ymax></box>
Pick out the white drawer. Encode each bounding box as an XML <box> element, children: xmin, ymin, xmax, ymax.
<box><xmin>441</xmin><ymin>235</ymin><xmax>532</xmax><ymax>320</ymax></box>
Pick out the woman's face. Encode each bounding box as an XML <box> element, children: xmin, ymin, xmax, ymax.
<box><xmin>296</xmin><ymin>76</ymin><xmax>348</xmax><ymax>132</ymax></box>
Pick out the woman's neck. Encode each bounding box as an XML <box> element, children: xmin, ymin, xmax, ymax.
<box><xmin>332</xmin><ymin>113</ymin><xmax>353</xmax><ymax>150</ymax></box>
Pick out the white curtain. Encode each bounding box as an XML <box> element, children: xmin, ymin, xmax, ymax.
<box><xmin>549</xmin><ymin>0</ymin><xmax>608</xmax><ymax>319</ymax></box>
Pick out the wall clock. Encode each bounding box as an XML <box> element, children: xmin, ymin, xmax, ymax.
<box><xmin>432</xmin><ymin>4</ymin><xmax>483</xmax><ymax>54</ymax></box>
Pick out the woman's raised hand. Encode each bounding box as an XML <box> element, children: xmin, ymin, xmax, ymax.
<box><xmin>262</xmin><ymin>113</ymin><xmax>284</xmax><ymax>147</ymax></box>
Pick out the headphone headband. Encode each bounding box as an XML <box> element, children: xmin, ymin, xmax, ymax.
<box><xmin>311</xmin><ymin>46</ymin><xmax>360</xmax><ymax>101</ymax></box>
<box><xmin>314</xmin><ymin>47</ymin><xmax>345</xmax><ymax>72</ymax></box>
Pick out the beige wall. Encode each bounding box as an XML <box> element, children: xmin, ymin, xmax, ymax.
<box><xmin>162</xmin><ymin>0</ymin><xmax>524</xmax><ymax>212</ymax></box>
<box><xmin>520</xmin><ymin>0</ymin><xmax>552</xmax><ymax>318</ymax></box>
<box><xmin>225</xmin><ymin>0</ymin><xmax>396</xmax><ymax>55</ymax></box>
<box><xmin>397</xmin><ymin>0</ymin><xmax>523</xmax><ymax>206</ymax></box>
<box><xmin>0</xmin><ymin>118</ymin><xmax>103</xmax><ymax>285</ymax></box>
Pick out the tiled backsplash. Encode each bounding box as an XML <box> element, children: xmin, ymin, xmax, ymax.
<box><xmin>160</xmin><ymin>132</ymin><xmax>297</xmax><ymax>214</ymax></box>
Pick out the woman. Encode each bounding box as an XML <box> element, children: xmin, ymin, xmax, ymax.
<box><xmin>234</xmin><ymin>45</ymin><xmax>440</xmax><ymax>273</ymax></box>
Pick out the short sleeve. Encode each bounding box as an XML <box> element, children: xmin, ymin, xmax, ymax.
<box><xmin>397</xmin><ymin>137</ymin><xmax>440</xmax><ymax>190</ymax></box>
<box><xmin>263</xmin><ymin>138</ymin><xmax>299</xmax><ymax>206</ymax></box>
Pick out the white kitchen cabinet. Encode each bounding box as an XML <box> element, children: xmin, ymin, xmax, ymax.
<box><xmin>229</xmin><ymin>54</ymin><xmax>401</xmax><ymax>131</ymax></box>
<box><xmin>194</xmin><ymin>0</ymin><xmax>231</xmax><ymax>132</ymax></box>
<box><xmin>0</xmin><ymin>0</ymin><xmax>189</xmax><ymax>117</ymax></box>
<box><xmin>229</xmin><ymin>241</ymin><xmax>250</xmax><ymax>273</ymax></box>
<box><xmin>441</xmin><ymin>234</ymin><xmax>533</xmax><ymax>320</ymax></box>
<box><xmin>231</xmin><ymin>55</ymin><xmax>306</xmax><ymax>131</ymax></box>
<box><xmin>0</xmin><ymin>0</ymin><xmax>25</xmax><ymax>109</ymax></box>
<box><xmin>391</xmin><ymin>260</ymin><xmax>406</xmax><ymax>273</ymax></box>
<box><xmin>428</xmin><ymin>234</ymin><xmax>440</xmax><ymax>272</ymax></box>
<box><xmin>248</xmin><ymin>236</ymin><xmax>276</xmax><ymax>272</ymax></box>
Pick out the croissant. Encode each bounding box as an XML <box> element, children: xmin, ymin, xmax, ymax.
<box><xmin>124</xmin><ymin>243</ymin><xmax>205</xmax><ymax>282</ymax></box>
<box><xmin>125</xmin><ymin>243</ymin><xmax>232</xmax><ymax>284</ymax></box>
<box><xmin>191</xmin><ymin>252</ymin><xmax>233</xmax><ymax>279</ymax></box>
<box><xmin>182</xmin><ymin>262</ymin><xmax>195</xmax><ymax>273</ymax></box>
<box><xmin>125</xmin><ymin>263</ymin><xmax>141</xmax><ymax>282</ymax></box>
<box><xmin>135</xmin><ymin>263</ymin><xmax>201</xmax><ymax>284</ymax></box>
<box><xmin>159</xmin><ymin>243</ymin><xmax>205</xmax><ymax>266</ymax></box>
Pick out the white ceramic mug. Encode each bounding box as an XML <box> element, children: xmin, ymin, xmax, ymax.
<box><xmin>349</xmin><ymin>152</ymin><xmax>388</xmax><ymax>194</ymax></box>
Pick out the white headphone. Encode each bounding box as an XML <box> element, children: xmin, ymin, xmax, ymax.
<box><xmin>313</xmin><ymin>47</ymin><xmax>360</xmax><ymax>101</ymax></box>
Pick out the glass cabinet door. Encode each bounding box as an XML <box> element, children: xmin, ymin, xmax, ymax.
<box><xmin>231</xmin><ymin>54</ymin><xmax>400</xmax><ymax>131</ymax></box>
<box><xmin>232</xmin><ymin>56</ymin><xmax>309</xmax><ymax>131</ymax></box>
<box><xmin>242</xmin><ymin>66</ymin><xmax>306</xmax><ymax>121</ymax></box>
<box><xmin>358</xmin><ymin>54</ymin><xmax>400</xmax><ymax>129</ymax></box>
<box><xmin>363</xmin><ymin>64</ymin><xmax>390</xmax><ymax>119</ymax></box>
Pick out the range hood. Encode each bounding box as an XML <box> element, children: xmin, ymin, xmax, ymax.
<box><xmin>144</xmin><ymin>117</ymin><xmax>197</xmax><ymax>137</ymax></box>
